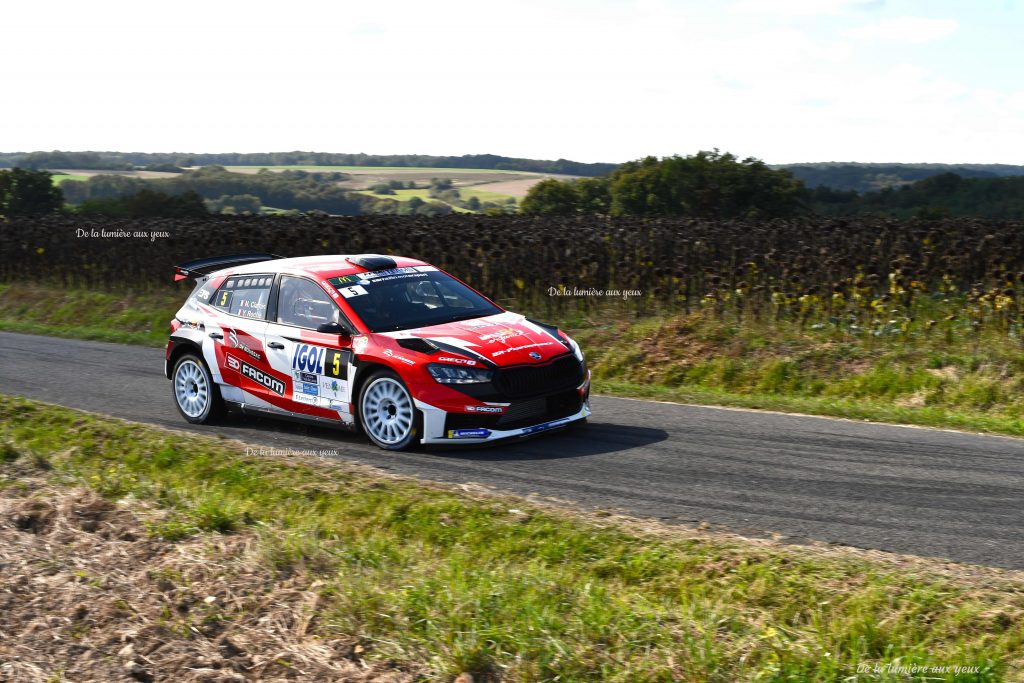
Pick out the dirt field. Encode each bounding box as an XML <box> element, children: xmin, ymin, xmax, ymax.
<box><xmin>52</xmin><ymin>169</ymin><xmax>182</xmax><ymax>180</ymax></box>
<box><xmin>220</xmin><ymin>166</ymin><xmax>576</xmax><ymax>197</ymax></box>
<box><xmin>0</xmin><ymin>475</ymin><xmax>414</xmax><ymax>683</ymax></box>
<box><xmin>469</xmin><ymin>177</ymin><xmax>554</xmax><ymax>198</ymax></box>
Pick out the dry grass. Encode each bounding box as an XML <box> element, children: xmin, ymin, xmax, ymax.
<box><xmin>0</xmin><ymin>474</ymin><xmax>417</xmax><ymax>683</ymax></box>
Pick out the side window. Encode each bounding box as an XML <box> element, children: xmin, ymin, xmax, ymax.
<box><xmin>277</xmin><ymin>276</ymin><xmax>338</xmax><ymax>329</ymax></box>
<box><xmin>212</xmin><ymin>275</ymin><xmax>273</xmax><ymax>320</ymax></box>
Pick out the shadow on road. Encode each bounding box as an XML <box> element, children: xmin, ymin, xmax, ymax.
<box><xmin>206</xmin><ymin>414</ymin><xmax>667</xmax><ymax>462</ymax></box>
<box><xmin>429</xmin><ymin>421</ymin><xmax>670</xmax><ymax>461</ymax></box>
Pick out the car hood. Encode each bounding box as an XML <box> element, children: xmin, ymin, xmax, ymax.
<box><xmin>382</xmin><ymin>312</ymin><xmax>571</xmax><ymax>367</ymax></box>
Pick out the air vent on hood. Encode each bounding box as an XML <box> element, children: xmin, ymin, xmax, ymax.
<box><xmin>397</xmin><ymin>338</ymin><xmax>438</xmax><ymax>354</ymax></box>
<box><xmin>347</xmin><ymin>254</ymin><xmax>397</xmax><ymax>271</ymax></box>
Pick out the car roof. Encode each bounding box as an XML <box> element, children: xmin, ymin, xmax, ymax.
<box><xmin>221</xmin><ymin>254</ymin><xmax>430</xmax><ymax>281</ymax></box>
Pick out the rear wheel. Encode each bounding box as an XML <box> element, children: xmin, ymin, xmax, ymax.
<box><xmin>359</xmin><ymin>370</ymin><xmax>420</xmax><ymax>450</ymax></box>
<box><xmin>172</xmin><ymin>353</ymin><xmax>224</xmax><ymax>424</ymax></box>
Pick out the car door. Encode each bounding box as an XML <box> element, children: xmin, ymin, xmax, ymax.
<box><xmin>264</xmin><ymin>275</ymin><xmax>355</xmax><ymax>423</ymax></box>
<box><xmin>207</xmin><ymin>274</ymin><xmax>282</xmax><ymax>408</ymax></box>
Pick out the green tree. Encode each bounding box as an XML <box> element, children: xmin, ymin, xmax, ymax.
<box><xmin>0</xmin><ymin>169</ymin><xmax>64</xmax><ymax>216</ymax></box>
<box><xmin>608</xmin><ymin>150</ymin><xmax>806</xmax><ymax>218</ymax></box>
<box><xmin>574</xmin><ymin>176</ymin><xmax>611</xmax><ymax>213</ymax></box>
<box><xmin>520</xmin><ymin>178</ymin><xmax>580</xmax><ymax>215</ymax></box>
<box><xmin>79</xmin><ymin>189</ymin><xmax>208</xmax><ymax>217</ymax></box>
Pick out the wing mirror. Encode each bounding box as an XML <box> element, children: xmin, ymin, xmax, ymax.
<box><xmin>316</xmin><ymin>321</ymin><xmax>350</xmax><ymax>336</ymax></box>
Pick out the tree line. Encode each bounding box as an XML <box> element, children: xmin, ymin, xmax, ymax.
<box><xmin>0</xmin><ymin>151</ymin><xmax>616</xmax><ymax>177</ymax></box>
<box><xmin>521</xmin><ymin>151</ymin><xmax>1024</xmax><ymax>220</ymax></box>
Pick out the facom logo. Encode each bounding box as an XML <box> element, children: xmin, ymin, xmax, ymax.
<box><xmin>240</xmin><ymin>361</ymin><xmax>285</xmax><ymax>395</ymax></box>
<box><xmin>466</xmin><ymin>405</ymin><xmax>504</xmax><ymax>413</ymax></box>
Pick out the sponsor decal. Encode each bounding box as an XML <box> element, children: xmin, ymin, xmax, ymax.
<box><xmin>198</xmin><ymin>288</ymin><xmax>211</xmax><ymax>300</ymax></box>
<box><xmin>293</xmin><ymin>394</ymin><xmax>316</xmax><ymax>405</ymax></box>
<box><xmin>438</xmin><ymin>355</ymin><xmax>477</xmax><ymax>366</ymax></box>
<box><xmin>491</xmin><ymin>341</ymin><xmax>555</xmax><ymax>358</ymax></box>
<box><xmin>529</xmin><ymin>351</ymin><xmax>542</xmax><ymax>360</ymax></box>
<box><xmin>383</xmin><ymin>348</ymin><xmax>415</xmax><ymax>366</ymax></box>
<box><xmin>321</xmin><ymin>279</ymin><xmax>341</xmax><ymax>300</ymax></box>
<box><xmin>466</xmin><ymin>405</ymin><xmax>504</xmax><ymax>414</ymax></box>
<box><xmin>330</xmin><ymin>267</ymin><xmax>434</xmax><ymax>289</ymax></box>
<box><xmin>338</xmin><ymin>285</ymin><xmax>368</xmax><ymax>298</ymax></box>
<box><xmin>293</xmin><ymin>371</ymin><xmax>318</xmax><ymax>383</ymax></box>
<box><xmin>479</xmin><ymin>327</ymin><xmax>523</xmax><ymax>343</ymax></box>
<box><xmin>320</xmin><ymin>378</ymin><xmax>347</xmax><ymax>400</ymax></box>
<box><xmin>520</xmin><ymin>417</ymin><xmax>573</xmax><ymax>435</ymax></box>
<box><xmin>226</xmin><ymin>355</ymin><xmax>240</xmax><ymax>370</ymax></box>
<box><xmin>228</xmin><ymin>329</ymin><xmax>262</xmax><ymax>360</ymax></box>
<box><xmin>240</xmin><ymin>361</ymin><xmax>286</xmax><ymax>395</ymax></box>
<box><xmin>329</xmin><ymin>399</ymin><xmax>350</xmax><ymax>412</ymax></box>
<box><xmin>300</xmin><ymin>383</ymin><xmax>319</xmax><ymax>396</ymax></box>
<box><xmin>447</xmin><ymin>428</ymin><xmax>491</xmax><ymax>439</ymax></box>
<box><xmin>292</xmin><ymin>343</ymin><xmax>346</xmax><ymax>379</ymax></box>
<box><xmin>352</xmin><ymin>335</ymin><xmax>369</xmax><ymax>354</ymax></box>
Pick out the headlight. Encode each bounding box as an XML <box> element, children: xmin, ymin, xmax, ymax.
<box><xmin>427</xmin><ymin>364</ymin><xmax>494</xmax><ymax>384</ymax></box>
<box><xmin>566</xmin><ymin>335</ymin><xmax>584</xmax><ymax>363</ymax></box>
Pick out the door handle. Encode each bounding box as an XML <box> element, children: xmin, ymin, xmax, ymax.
<box><xmin>268</xmin><ymin>341</ymin><xmax>285</xmax><ymax>349</ymax></box>
<box><xmin>208</xmin><ymin>332</ymin><xmax>223</xmax><ymax>339</ymax></box>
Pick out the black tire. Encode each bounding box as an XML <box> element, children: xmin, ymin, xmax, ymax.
<box><xmin>358</xmin><ymin>369</ymin><xmax>421</xmax><ymax>451</ymax></box>
<box><xmin>171</xmin><ymin>353</ymin><xmax>225</xmax><ymax>424</ymax></box>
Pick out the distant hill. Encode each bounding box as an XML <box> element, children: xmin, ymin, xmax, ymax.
<box><xmin>0</xmin><ymin>151</ymin><xmax>618</xmax><ymax>178</ymax></box>
<box><xmin>777</xmin><ymin>162</ymin><xmax>1024</xmax><ymax>193</ymax></box>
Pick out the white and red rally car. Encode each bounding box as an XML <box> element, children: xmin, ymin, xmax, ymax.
<box><xmin>165</xmin><ymin>253</ymin><xmax>590</xmax><ymax>450</ymax></box>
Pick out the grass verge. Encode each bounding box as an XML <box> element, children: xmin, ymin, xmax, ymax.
<box><xmin>2</xmin><ymin>395</ymin><xmax>1023</xmax><ymax>681</ymax></box>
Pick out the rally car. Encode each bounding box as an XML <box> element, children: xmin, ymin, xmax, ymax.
<box><xmin>165</xmin><ymin>253</ymin><xmax>590</xmax><ymax>450</ymax></box>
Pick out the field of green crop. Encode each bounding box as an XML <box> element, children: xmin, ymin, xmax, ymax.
<box><xmin>50</xmin><ymin>173</ymin><xmax>90</xmax><ymax>184</ymax></box>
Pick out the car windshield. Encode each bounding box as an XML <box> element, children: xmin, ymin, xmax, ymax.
<box><xmin>328</xmin><ymin>266</ymin><xmax>502</xmax><ymax>333</ymax></box>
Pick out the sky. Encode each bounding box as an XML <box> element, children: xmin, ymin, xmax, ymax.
<box><xmin>2</xmin><ymin>0</ymin><xmax>1022</xmax><ymax>164</ymax></box>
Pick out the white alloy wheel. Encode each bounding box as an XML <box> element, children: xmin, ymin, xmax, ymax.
<box><xmin>360</xmin><ymin>373</ymin><xmax>418</xmax><ymax>449</ymax></box>
<box><xmin>172</xmin><ymin>354</ymin><xmax>223</xmax><ymax>424</ymax></box>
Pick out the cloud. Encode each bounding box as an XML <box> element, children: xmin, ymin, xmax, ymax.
<box><xmin>729</xmin><ymin>0</ymin><xmax>882</xmax><ymax>17</ymax></box>
<box><xmin>845</xmin><ymin>16</ymin><xmax>958</xmax><ymax>43</ymax></box>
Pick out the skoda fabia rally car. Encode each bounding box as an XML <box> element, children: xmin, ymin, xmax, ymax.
<box><xmin>165</xmin><ymin>253</ymin><xmax>591</xmax><ymax>450</ymax></box>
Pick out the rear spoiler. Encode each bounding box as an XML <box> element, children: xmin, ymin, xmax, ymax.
<box><xmin>173</xmin><ymin>253</ymin><xmax>286</xmax><ymax>281</ymax></box>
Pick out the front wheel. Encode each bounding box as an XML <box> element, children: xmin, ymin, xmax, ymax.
<box><xmin>172</xmin><ymin>353</ymin><xmax>224</xmax><ymax>424</ymax></box>
<box><xmin>358</xmin><ymin>370</ymin><xmax>420</xmax><ymax>450</ymax></box>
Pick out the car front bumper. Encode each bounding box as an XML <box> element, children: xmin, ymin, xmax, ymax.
<box><xmin>416</xmin><ymin>399</ymin><xmax>591</xmax><ymax>445</ymax></box>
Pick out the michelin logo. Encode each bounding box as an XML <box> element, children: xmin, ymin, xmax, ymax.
<box><xmin>447</xmin><ymin>428</ymin><xmax>491</xmax><ymax>439</ymax></box>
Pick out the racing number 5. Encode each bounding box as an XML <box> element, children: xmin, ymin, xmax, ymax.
<box><xmin>325</xmin><ymin>349</ymin><xmax>345</xmax><ymax>378</ymax></box>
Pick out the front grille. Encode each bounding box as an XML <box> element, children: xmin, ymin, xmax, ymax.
<box><xmin>495</xmin><ymin>354</ymin><xmax>583</xmax><ymax>399</ymax></box>
<box><xmin>444</xmin><ymin>389</ymin><xmax>582</xmax><ymax>433</ymax></box>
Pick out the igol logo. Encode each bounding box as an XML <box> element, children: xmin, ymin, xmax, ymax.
<box><xmin>292</xmin><ymin>344</ymin><xmax>326</xmax><ymax>374</ymax></box>
<box><xmin>240</xmin><ymin>361</ymin><xmax>285</xmax><ymax>395</ymax></box>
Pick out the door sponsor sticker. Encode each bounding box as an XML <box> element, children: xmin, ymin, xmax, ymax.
<box><xmin>240</xmin><ymin>360</ymin><xmax>286</xmax><ymax>395</ymax></box>
<box><xmin>320</xmin><ymin>378</ymin><xmax>348</xmax><ymax>401</ymax></box>
<box><xmin>292</xmin><ymin>343</ymin><xmax>348</xmax><ymax>379</ymax></box>
<box><xmin>289</xmin><ymin>343</ymin><xmax>351</xmax><ymax>403</ymax></box>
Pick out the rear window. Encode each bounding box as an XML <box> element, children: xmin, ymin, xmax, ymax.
<box><xmin>212</xmin><ymin>275</ymin><xmax>273</xmax><ymax>320</ymax></box>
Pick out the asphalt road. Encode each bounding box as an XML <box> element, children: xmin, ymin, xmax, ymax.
<box><xmin>2</xmin><ymin>331</ymin><xmax>1023</xmax><ymax>568</ymax></box>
